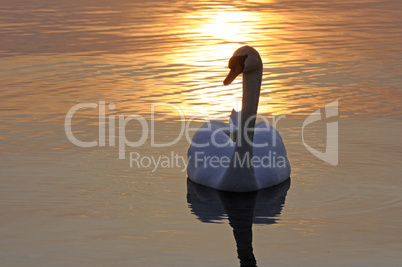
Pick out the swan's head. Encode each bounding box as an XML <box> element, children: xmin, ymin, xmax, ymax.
<box><xmin>223</xmin><ymin>46</ymin><xmax>262</xmax><ymax>85</ymax></box>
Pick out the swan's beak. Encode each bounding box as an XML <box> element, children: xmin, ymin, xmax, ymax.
<box><xmin>223</xmin><ymin>65</ymin><xmax>242</xmax><ymax>85</ymax></box>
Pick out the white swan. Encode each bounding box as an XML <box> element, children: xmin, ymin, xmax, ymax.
<box><xmin>187</xmin><ymin>46</ymin><xmax>290</xmax><ymax>192</ymax></box>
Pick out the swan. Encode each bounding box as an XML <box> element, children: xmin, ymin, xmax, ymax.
<box><xmin>187</xmin><ymin>46</ymin><xmax>290</xmax><ymax>192</ymax></box>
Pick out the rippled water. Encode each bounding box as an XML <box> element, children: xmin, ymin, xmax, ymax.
<box><xmin>1</xmin><ymin>0</ymin><xmax>402</xmax><ymax>266</ymax></box>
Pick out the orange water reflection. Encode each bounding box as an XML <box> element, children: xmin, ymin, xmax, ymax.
<box><xmin>0</xmin><ymin>0</ymin><xmax>401</xmax><ymax>123</ymax></box>
<box><xmin>158</xmin><ymin>6</ymin><xmax>286</xmax><ymax>118</ymax></box>
<box><xmin>1</xmin><ymin>1</ymin><xmax>402</xmax><ymax>266</ymax></box>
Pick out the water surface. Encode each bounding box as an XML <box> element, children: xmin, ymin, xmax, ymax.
<box><xmin>1</xmin><ymin>0</ymin><xmax>402</xmax><ymax>266</ymax></box>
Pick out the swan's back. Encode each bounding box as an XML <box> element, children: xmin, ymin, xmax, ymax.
<box><xmin>187</xmin><ymin>121</ymin><xmax>235</xmax><ymax>189</ymax></box>
<box><xmin>187</xmin><ymin>118</ymin><xmax>290</xmax><ymax>190</ymax></box>
<box><xmin>253</xmin><ymin>121</ymin><xmax>291</xmax><ymax>188</ymax></box>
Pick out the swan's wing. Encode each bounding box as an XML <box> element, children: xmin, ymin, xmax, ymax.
<box><xmin>229</xmin><ymin>109</ymin><xmax>241</xmax><ymax>127</ymax></box>
<box><xmin>253</xmin><ymin>121</ymin><xmax>291</xmax><ymax>188</ymax></box>
<box><xmin>187</xmin><ymin>121</ymin><xmax>235</xmax><ymax>189</ymax></box>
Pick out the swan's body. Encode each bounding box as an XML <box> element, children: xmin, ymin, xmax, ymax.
<box><xmin>187</xmin><ymin>46</ymin><xmax>290</xmax><ymax>192</ymax></box>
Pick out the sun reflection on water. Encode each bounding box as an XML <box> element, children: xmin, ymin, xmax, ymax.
<box><xmin>1</xmin><ymin>0</ymin><xmax>400</xmax><ymax>124</ymax></box>
<box><xmin>160</xmin><ymin>7</ymin><xmax>278</xmax><ymax>119</ymax></box>
<box><xmin>191</xmin><ymin>9</ymin><xmax>261</xmax><ymax>43</ymax></box>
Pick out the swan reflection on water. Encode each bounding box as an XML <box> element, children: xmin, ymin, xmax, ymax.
<box><xmin>187</xmin><ymin>178</ymin><xmax>291</xmax><ymax>267</ymax></box>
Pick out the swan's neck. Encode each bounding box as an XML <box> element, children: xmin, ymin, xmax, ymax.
<box><xmin>238</xmin><ymin>69</ymin><xmax>262</xmax><ymax>150</ymax></box>
<box><xmin>219</xmin><ymin>69</ymin><xmax>262</xmax><ymax>192</ymax></box>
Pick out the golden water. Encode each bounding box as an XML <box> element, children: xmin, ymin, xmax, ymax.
<box><xmin>1</xmin><ymin>0</ymin><xmax>402</xmax><ymax>266</ymax></box>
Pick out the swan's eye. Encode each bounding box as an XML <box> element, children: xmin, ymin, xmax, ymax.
<box><xmin>228</xmin><ymin>55</ymin><xmax>248</xmax><ymax>71</ymax></box>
